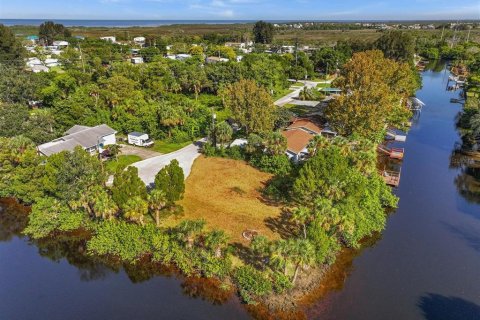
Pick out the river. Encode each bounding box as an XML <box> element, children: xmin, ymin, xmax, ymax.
<box><xmin>1</xmin><ymin>64</ymin><xmax>479</xmax><ymax>320</ymax></box>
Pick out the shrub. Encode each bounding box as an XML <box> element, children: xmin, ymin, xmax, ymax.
<box><xmin>87</xmin><ymin>221</ymin><xmax>162</xmax><ymax>262</ymax></box>
<box><xmin>250</xmin><ymin>154</ymin><xmax>292</xmax><ymax>175</ymax></box>
<box><xmin>234</xmin><ymin>265</ymin><xmax>272</xmax><ymax>304</ymax></box>
<box><xmin>271</xmin><ymin>272</ymin><xmax>293</xmax><ymax>293</ymax></box>
<box><xmin>23</xmin><ymin>197</ymin><xmax>85</xmax><ymax>239</ymax></box>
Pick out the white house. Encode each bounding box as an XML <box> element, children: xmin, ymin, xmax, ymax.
<box><xmin>52</xmin><ymin>40</ymin><xmax>69</xmax><ymax>48</ymax></box>
<box><xmin>133</xmin><ymin>36</ymin><xmax>146</xmax><ymax>46</ymax></box>
<box><xmin>131</xmin><ymin>57</ymin><xmax>144</xmax><ymax>64</ymax></box>
<box><xmin>205</xmin><ymin>56</ymin><xmax>229</xmax><ymax>64</ymax></box>
<box><xmin>38</xmin><ymin>124</ymin><xmax>117</xmax><ymax>156</ymax></box>
<box><xmin>100</xmin><ymin>36</ymin><xmax>116</xmax><ymax>43</ymax></box>
<box><xmin>31</xmin><ymin>65</ymin><xmax>49</xmax><ymax>73</ymax></box>
<box><xmin>176</xmin><ymin>54</ymin><xmax>192</xmax><ymax>61</ymax></box>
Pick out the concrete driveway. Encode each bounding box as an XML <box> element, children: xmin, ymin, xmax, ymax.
<box><xmin>132</xmin><ymin>140</ymin><xmax>203</xmax><ymax>187</ymax></box>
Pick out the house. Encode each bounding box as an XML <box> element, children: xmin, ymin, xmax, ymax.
<box><xmin>176</xmin><ymin>54</ymin><xmax>192</xmax><ymax>61</ymax></box>
<box><xmin>52</xmin><ymin>40</ymin><xmax>69</xmax><ymax>48</ymax></box>
<box><xmin>31</xmin><ymin>65</ymin><xmax>49</xmax><ymax>73</ymax></box>
<box><xmin>206</xmin><ymin>56</ymin><xmax>229</xmax><ymax>64</ymax></box>
<box><xmin>38</xmin><ymin>124</ymin><xmax>117</xmax><ymax>156</ymax></box>
<box><xmin>131</xmin><ymin>57</ymin><xmax>144</xmax><ymax>64</ymax></box>
<box><xmin>281</xmin><ymin>119</ymin><xmax>322</xmax><ymax>162</ymax></box>
<box><xmin>133</xmin><ymin>36</ymin><xmax>146</xmax><ymax>46</ymax></box>
<box><xmin>100</xmin><ymin>36</ymin><xmax>116</xmax><ymax>43</ymax></box>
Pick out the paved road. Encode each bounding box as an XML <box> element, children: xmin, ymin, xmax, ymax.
<box><xmin>132</xmin><ymin>141</ymin><xmax>203</xmax><ymax>187</ymax></box>
<box><xmin>274</xmin><ymin>80</ymin><xmax>327</xmax><ymax>107</ymax></box>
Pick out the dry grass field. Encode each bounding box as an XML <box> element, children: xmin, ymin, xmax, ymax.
<box><xmin>162</xmin><ymin>156</ymin><xmax>284</xmax><ymax>243</ymax></box>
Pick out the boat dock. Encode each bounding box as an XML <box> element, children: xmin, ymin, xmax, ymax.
<box><xmin>381</xmin><ymin>170</ymin><xmax>401</xmax><ymax>187</ymax></box>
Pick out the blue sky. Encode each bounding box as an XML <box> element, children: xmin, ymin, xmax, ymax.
<box><xmin>1</xmin><ymin>0</ymin><xmax>479</xmax><ymax>20</ymax></box>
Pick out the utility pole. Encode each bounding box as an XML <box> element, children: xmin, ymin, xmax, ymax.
<box><xmin>78</xmin><ymin>44</ymin><xmax>85</xmax><ymax>73</ymax></box>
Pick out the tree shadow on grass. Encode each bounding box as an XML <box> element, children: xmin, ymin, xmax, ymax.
<box><xmin>264</xmin><ymin>209</ymin><xmax>297</xmax><ymax>240</ymax></box>
<box><xmin>417</xmin><ymin>293</ymin><xmax>480</xmax><ymax>320</ymax></box>
<box><xmin>231</xmin><ymin>242</ymin><xmax>265</xmax><ymax>270</ymax></box>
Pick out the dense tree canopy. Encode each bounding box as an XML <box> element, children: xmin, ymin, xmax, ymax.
<box><xmin>325</xmin><ymin>50</ymin><xmax>419</xmax><ymax>141</ymax></box>
<box><xmin>222</xmin><ymin>79</ymin><xmax>277</xmax><ymax>134</ymax></box>
<box><xmin>253</xmin><ymin>21</ymin><xmax>275</xmax><ymax>44</ymax></box>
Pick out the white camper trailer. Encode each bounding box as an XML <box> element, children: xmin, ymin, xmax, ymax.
<box><xmin>128</xmin><ymin>132</ymin><xmax>154</xmax><ymax>147</ymax></box>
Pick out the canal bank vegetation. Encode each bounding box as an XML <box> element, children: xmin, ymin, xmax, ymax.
<box><xmin>0</xmin><ymin>21</ymin><xmax>426</xmax><ymax>310</ymax></box>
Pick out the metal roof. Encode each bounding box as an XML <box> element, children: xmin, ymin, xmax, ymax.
<box><xmin>128</xmin><ymin>132</ymin><xmax>146</xmax><ymax>137</ymax></box>
<box><xmin>38</xmin><ymin>124</ymin><xmax>116</xmax><ymax>156</ymax></box>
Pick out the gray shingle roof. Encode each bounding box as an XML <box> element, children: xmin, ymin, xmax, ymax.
<box><xmin>38</xmin><ymin>124</ymin><xmax>116</xmax><ymax>156</ymax></box>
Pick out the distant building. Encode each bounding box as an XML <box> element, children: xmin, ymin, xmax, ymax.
<box><xmin>131</xmin><ymin>57</ymin><xmax>144</xmax><ymax>64</ymax></box>
<box><xmin>38</xmin><ymin>124</ymin><xmax>117</xmax><ymax>156</ymax></box>
<box><xmin>176</xmin><ymin>54</ymin><xmax>192</xmax><ymax>61</ymax></box>
<box><xmin>133</xmin><ymin>36</ymin><xmax>146</xmax><ymax>46</ymax></box>
<box><xmin>100</xmin><ymin>36</ymin><xmax>116</xmax><ymax>43</ymax></box>
<box><xmin>205</xmin><ymin>56</ymin><xmax>229</xmax><ymax>64</ymax></box>
<box><xmin>52</xmin><ymin>40</ymin><xmax>69</xmax><ymax>48</ymax></box>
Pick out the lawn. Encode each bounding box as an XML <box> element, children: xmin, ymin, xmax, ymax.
<box><xmin>105</xmin><ymin>155</ymin><xmax>142</xmax><ymax>174</ymax></box>
<box><xmin>152</xmin><ymin>140</ymin><xmax>192</xmax><ymax>154</ymax></box>
<box><xmin>163</xmin><ymin>156</ymin><xmax>283</xmax><ymax>243</ymax></box>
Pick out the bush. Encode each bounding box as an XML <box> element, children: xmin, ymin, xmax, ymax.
<box><xmin>23</xmin><ymin>197</ymin><xmax>85</xmax><ymax>239</ymax></box>
<box><xmin>263</xmin><ymin>175</ymin><xmax>294</xmax><ymax>201</ymax></box>
<box><xmin>250</xmin><ymin>154</ymin><xmax>292</xmax><ymax>175</ymax></box>
<box><xmin>87</xmin><ymin>221</ymin><xmax>162</xmax><ymax>262</ymax></box>
<box><xmin>234</xmin><ymin>265</ymin><xmax>272</xmax><ymax>304</ymax></box>
<box><xmin>271</xmin><ymin>272</ymin><xmax>293</xmax><ymax>293</ymax></box>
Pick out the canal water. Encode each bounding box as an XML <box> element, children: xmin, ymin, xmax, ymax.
<box><xmin>1</xmin><ymin>64</ymin><xmax>479</xmax><ymax>320</ymax></box>
<box><xmin>304</xmin><ymin>63</ymin><xmax>480</xmax><ymax>319</ymax></box>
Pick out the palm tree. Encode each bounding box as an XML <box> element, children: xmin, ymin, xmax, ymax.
<box><xmin>175</xmin><ymin>219</ymin><xmax>206</xmax><ymax>248</ymax></box>
<box><xmin>204</xmin><ymin>230</ymin><xmax>229</xmax><ymax>258</ymax></box>
<box><xmin>93</xmin><ymin>189</ymin><xmax>118</xmax><ymax>220</ymax></box>
<box><xmin>123</xmin><ymin>196</ymin><xmax>148</xmax><ymax>226</ymax></box>
<box><xmin>269</xmin><ymin>239</ymin><xmax>291</xmax><ymax>275</ymax></box>
<box><xmin>263</xmin><ymin>132</ymin><xmax>287</xmax><ymax>156</ymax></box>
<box><xmin>288</xmin><ymin>239</ymin><xmax>315</xmax><ymax>285</ymax></box>
<box><xmin>290</xmin><ymin>207</ymin><xmax>312</xmax><ymax>239</ymax></box>
<box><xmin>308</xmin><ymin>135</ymin><xmax>329</xmax><ymax>156</ymax></box>
<box><xmin>148</xmin><ymin>189</ymin><xmax>167</xmax><ymax>227</ymax></box>
<box><xmin>470</xmin><ymin>112</ymin><xmax>480</xmax><ymax>137</ymax></box>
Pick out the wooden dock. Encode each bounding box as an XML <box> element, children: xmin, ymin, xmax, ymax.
<box><xmin>381</xmin><ymin>170</ymin><xmax>401</xmax><ymax>187</ymax></box>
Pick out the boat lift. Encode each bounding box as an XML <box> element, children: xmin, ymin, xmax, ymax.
<box><xmin>386</xmin><ymin>130</ymin><xmax>407</xmax><ymax>142</ymax></box>
<box><xmin>378</xmin><ymin>145</ymin><xmax>405</xmax><ymax>160</ymax></box>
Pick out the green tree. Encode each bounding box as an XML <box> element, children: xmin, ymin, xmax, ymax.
<box><xmin>290</xmin><ymin>207</ymin><xmax>312</xmax><ymax>239</ymax></box>
<box><xmin>23</xmin><ymin>197</ymin><xmax>84</xmax><ymax>239</ymax></box>
<box><xmin>123</xmin><ymin>196</ymin><xmax>149</xmax><ymax>225</ymax></box>
<box><xmin>263</xmin><ymin>132</ymin><xmax>287</xmax><ymax>156</ymax></box>
<box><xmin>44</xmin><ymin>147</ymin><xmax>105</xmax><ymax>203</ymax></box>
<box><xmin>148</xmin><ymin>188</ymin><xmax>167</xmax><ymax>227</ymax></box>
<box><xmin>375</xmin><ymin>31</ymin><xmax>415</xmax><ymax>62</ymax></box>
<box><xmin>92</xmin><ymin>188</ymin><xmax>118</xmax><ymax>220</ymax></box>
<box><xmin>111</xmin><ymin>166</ymin><xmax>147</xmax><ymax>209</ymax></box>
<box><xmin>204</xmin><ymin>229</ymin><xmax>229</xmax><ymax>258</ymax></box>
<box><xmin>174</xmin><ymin>219</ymin><xmax>206</xmax><ymax>248</ymax></box>
<box><xmin>154</xmin><ymin>159</ymin><xmax>185</xmax><ymax>205</ymax></box>
<box><xmin>222</xmin><ymin>79</ymin><xmax>276</xmax><ymax>134</ymax></box>
<box><xmin>0</xmin><ymin>24</ymin><xmax>25</xmax><ymax>64</ymax></box>
<box><xmin>253</xmin><ymin>21</ymin><xmax>275</xmax><ymax>44</ymax></box>
<box><xmin>0</xmin><ymin>103</ymin><xmax>29</xmax><ymax>137</ymax></box>
<box><xmin>39</xmin><ymin>21</ymin><xmax>70</xmax><ymax>46</ymax></box>
<box><xmin>210</xmin><ymin>121</ymin><xmax>233</xmax><ymax>146</ymax></box>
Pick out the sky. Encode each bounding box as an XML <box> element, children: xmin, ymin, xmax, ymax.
<box><xmin>0</xmin><ymin>0</ymin><xmax>479</xmax><ymax>20</ymax></box>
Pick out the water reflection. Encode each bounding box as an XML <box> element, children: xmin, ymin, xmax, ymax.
<box><xmin>417</xmin><ymin>293</ymin><xmax>480</xmax><ymax>320</ymax></box>
<box><xmin>0</xmin><ymin>198</ymin><xmax>235</xmax><ymax>306</ymax></box>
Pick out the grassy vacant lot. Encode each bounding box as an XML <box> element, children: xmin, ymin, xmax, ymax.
<box><xmin>152</xmin><ymin>140</ymin><xmax>192</xmax><ymax>154</ymax></box>
<box><xmin>105</xmin><ymin>155</ymin><xmax>142</xmax><ymax>173</ymax></box>
<box><xmin>163</xmin><ymin>156</ymin><xmax>283</xmax><ymax>243</ymax></box>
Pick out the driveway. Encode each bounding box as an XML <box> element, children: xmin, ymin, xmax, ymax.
<box><xmin>132</xmin><ymin>140</ymin><xmax>203</xmax><ymax>187</ymax></box>
<box><xmin>119</xmin><ymin>144</ymin><xmax>162</xmax><ymax>159</ymax></box>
